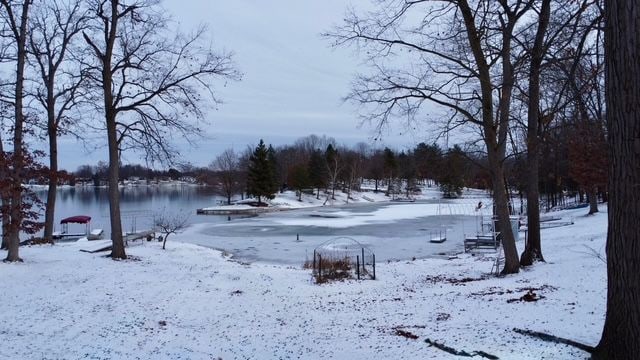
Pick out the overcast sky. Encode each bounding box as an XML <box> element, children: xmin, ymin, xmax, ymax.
<box><xmin>56</xmin><ymin>0</ymin><xmax>431</xmax><ymax>171</ymax></box>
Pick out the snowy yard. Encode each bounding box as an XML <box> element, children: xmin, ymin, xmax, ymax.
<box><xmin>0</xmin><ymin>206</ymin><xmax>606</xmax><ymax>359</ymax></box>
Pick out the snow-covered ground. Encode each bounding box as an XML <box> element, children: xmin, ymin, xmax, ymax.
<box><xmin>200</xmin><ymin>184</ymin><xmax>464</xmax><ymax>212</ymax></box>
<box><xmin>0</xmin><ymin>205</ymin><xmax>606</xmax><ymax>359</ymax></box>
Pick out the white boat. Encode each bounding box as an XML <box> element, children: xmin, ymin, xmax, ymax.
<box><xmin>88</xmin><ymin>228</ymin><xmax>104</xmax><ymax>240</ymax></box>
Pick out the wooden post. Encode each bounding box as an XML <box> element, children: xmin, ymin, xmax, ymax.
<box><xmin>356</xmin><ymin>255</ymin><xmax>360</xmax><ymax>280</ymax></box>
<box><xmin>372</xmin><ymin>254</ymin><xmax>376</xmax><ymax>280</ymax></box>
<box><xmin>361</xmin><ymin>248</ymin><xmax>365</xmax><ymax>273</ymax></box>
<box><xmin>313</xmin><ymin>250</ymin><xmax>316</xmax><ymax>274</ymax></box>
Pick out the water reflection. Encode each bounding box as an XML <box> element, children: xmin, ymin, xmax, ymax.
<box><xmin>31</xmin><ymin>185</ymin><xmax>227</xmax><ymax>237</ymax></box>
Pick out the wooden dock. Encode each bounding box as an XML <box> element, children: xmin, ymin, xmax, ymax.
<box><xmin>124</xmin><ymin>230</ymin><xmax>156</xmax><ymax>242</ymax></box>
<box><xmin>464</xmin><ymin>232</ymin><xmax>501</xmax><ymax>252</ymax></box>
<box><xmin>196</xmin><ymin>207</ymin><xmax>286</xmax><ymax>215</ymax></box>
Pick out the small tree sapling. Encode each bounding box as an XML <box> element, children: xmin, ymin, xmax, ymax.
<box><xmin>153</xmin><ymin>210</ymin><xmax>189</xmax><ymax>250</ymax></box>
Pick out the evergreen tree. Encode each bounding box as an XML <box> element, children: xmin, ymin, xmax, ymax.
<box><xmin>439</xmin><ymin>145</ymin><xmax>467</xmax><ymax>198</ymax></box>
<box><xmin>414</xmin><ymin>143</ymin><xmax>443</xmax><ymax>186</ymax></box>
<box><xmin>308</xmin><ymin>149</ymin><xmax>327</xmax><ymax>199</ymax></box>
<box><xmin>267</xmin><ymin>144</ymin><xmax>280</xmax><ymax>192</ymax></box>
<box><xmin>247</xmin><ymin>140</ymin><xmax>277</xmax><ymax>204</ymax></box>
<box><xmin>288</xmin><ymin>164</ymin><xmax>310</xmax><ymax>201</ymax></box>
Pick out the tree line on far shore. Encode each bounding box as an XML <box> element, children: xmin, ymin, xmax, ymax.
<box><xmin>67</xmin><ymin>129</ymin><xmax>607</xmax><ymax>214</ymax></box>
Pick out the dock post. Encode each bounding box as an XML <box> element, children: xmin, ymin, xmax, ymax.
<box><xmin>372</xmin><ymin>254</ymin><xmax>376</xmax><ymax>280</ymax></box>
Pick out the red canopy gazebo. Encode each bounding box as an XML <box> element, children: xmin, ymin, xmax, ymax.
<box><xmin>60</xmin><ymin>215</ymin><xmax>91</xmax><ymax>224</ymax></box>
<box><xmin>54</xmin><ymin>215</ymin><xmax>93</xmax><ymax>240</ymax></box>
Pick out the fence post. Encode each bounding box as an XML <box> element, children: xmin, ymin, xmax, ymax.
<box><xmin>372</xmin><ymin>254</ymin><xmax>376</xmax><ymax>280</ymax></box>
<box><xmin>356</xmin><ymin>255</ymin><xmax>360</xmax><ymax>280</ymax></box>
<box><xmin>313</xmin><ymin>250</ymin><xmax>316</xmax><ymax>274</ymax></box>
<box><xmin>361</xmin><ymin>248</ymin><xmax>365</xmax><ymax>273</ymax></box>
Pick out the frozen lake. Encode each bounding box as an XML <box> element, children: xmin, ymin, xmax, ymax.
<box><xmin>31</xmin><ymin>186</ymin><xmax>490</xmax><ymax>265</ymax></box>
<box><xmin>180</xmin><ymin>201</ymin><xmax>484</xmax><ymax>265</ymax></box>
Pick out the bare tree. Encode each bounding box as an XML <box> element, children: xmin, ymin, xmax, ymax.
<box><xmin>518</xmin><ymin>0</ymin><xmax>602</xmax><ymax>266</ymax></box>
<box><xmin>328</xmin><ymin>0</ymin><xmax>538</xmax><ymax>273</ymax></box>
<box><xmin>210</xmin><ymin>148</ymin><xmax>241</xmax><ymax>205</ymax></box>
<box><xmin>563</xmin><ymin>20</ymin><xmax>606</xmax><ymax>216</ymax></box>
<box><xmin>0</xmin><ymin>104</ymin><xmax>9</xmax><ymax>249</ymax></box>
<box><xmin>520</xmin><ymin>0</ymin><xmax>551</xmax><ymax>266</ymax></box>
<box><xmin>28</xmin><ymin>0</ymin><xmax>87</xmax><ymax>244</ymax></box>
<box><xmin>0</xmin><ymin>0</ymin><xmax>32</xmax><ymax>261</ymax></box>
<box><xmin>81</xmin><ymin>0</ymin><xmax>239</xmax><ymax>259</ymax></box>
<box><xmin>592</xmin><ymin>0</ymin><xmax>640</xmax><ymax>357</ymax></box>
<box><xmin>568</xmin><ymin>117</ymin><xmax>607</xmax><ymax>214</ymax></box>
<box><xmin>153</xmin><ymin>210</ymin><xmax>189</xmax><ymax>250</ymax></box>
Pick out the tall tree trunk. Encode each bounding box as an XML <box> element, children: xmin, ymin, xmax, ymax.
<box><xmin>0</xmin><ymin>196</ymin><xmax>7</xmax><ymax>249</ymax></box>
<box><xmin>96</xmin><ymin>0</ymin><xmax>126</xmax><ymax>260</ymax></box>
<box><xmin>4</xmin><ymin>0</ymin><xmax>31</xmax><ymax>262</ymax></box>
<box><xmin>43</xmin><ymin>135</ymin><xmax>58</xmax><ymax>244</ymax></box>
<box><xmin>107</xmin><ymin>111</ymin><xmax>125</xmax><ymax>259</ymax></box>
<box><xmin>43</xmin><ymin>100</ymin><xmax>58</xmax><ymax>244</ymax></box>
<box><xmin>488</xmin><ymin>148</ymin><xmax>520</xmax><ymax>274</ymax></box>
<box><xmin>332</xmin><ymin>181</ymin><xmax>336</xmax><ymax>199</ymax></box>
<box><xmin>588</xmin><ymin>186</ymin><xmax>599</xmax><ymax>214</ymax></box>
<box><xmin>593</xmin><ymin>0</ymin><xmax>640</xmax><ymax>357</ymax></box>
<box><xmin>0</xmin><ymin>135</ymin><xmax>8</xmax><ymax>250</ymax></box>
<box><xmin>521</xmin><ymin>0</ymin><xmax>550</xmax><ymax>266</ymax></box>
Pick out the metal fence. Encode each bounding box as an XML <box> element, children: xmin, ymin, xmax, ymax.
<box><xmin>312</xmin><ymin>237</ymin><xmax>376</xmax><ymax>282</ymax></box>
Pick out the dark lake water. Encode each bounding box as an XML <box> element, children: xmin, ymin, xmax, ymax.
<box><xmin>31</xmin><ymin>185</ymin><xmax>229</xmax><ymax>237</ymax></box>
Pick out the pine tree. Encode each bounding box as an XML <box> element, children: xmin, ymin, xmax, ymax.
<box><xmin>439</xmin><ymin>145</ymin><xmax>467</xmax><ymax>198</ymax></box>
<box><xmin>247</xmin><ymin>140</ymin><xmax>277</xmax><ymax>204</ymax></box>
<box><xmin>267</xmin><ymin>145</ymin><xmax>279</xmax><ymax>192</ymax></box>
<box><xmin>288</xmin><ymin>164</ymin><xmax>309</xmax><ymax>201</ymax></box>
<box><xmin>308</xmin><ymin>149</ymin><xmax>327</xmax><ymax>199</ymax></box>
<box><xmin>414</xmin><ymin>143</ymin><xmax>443</xmax><ymax>186</ymax></box>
